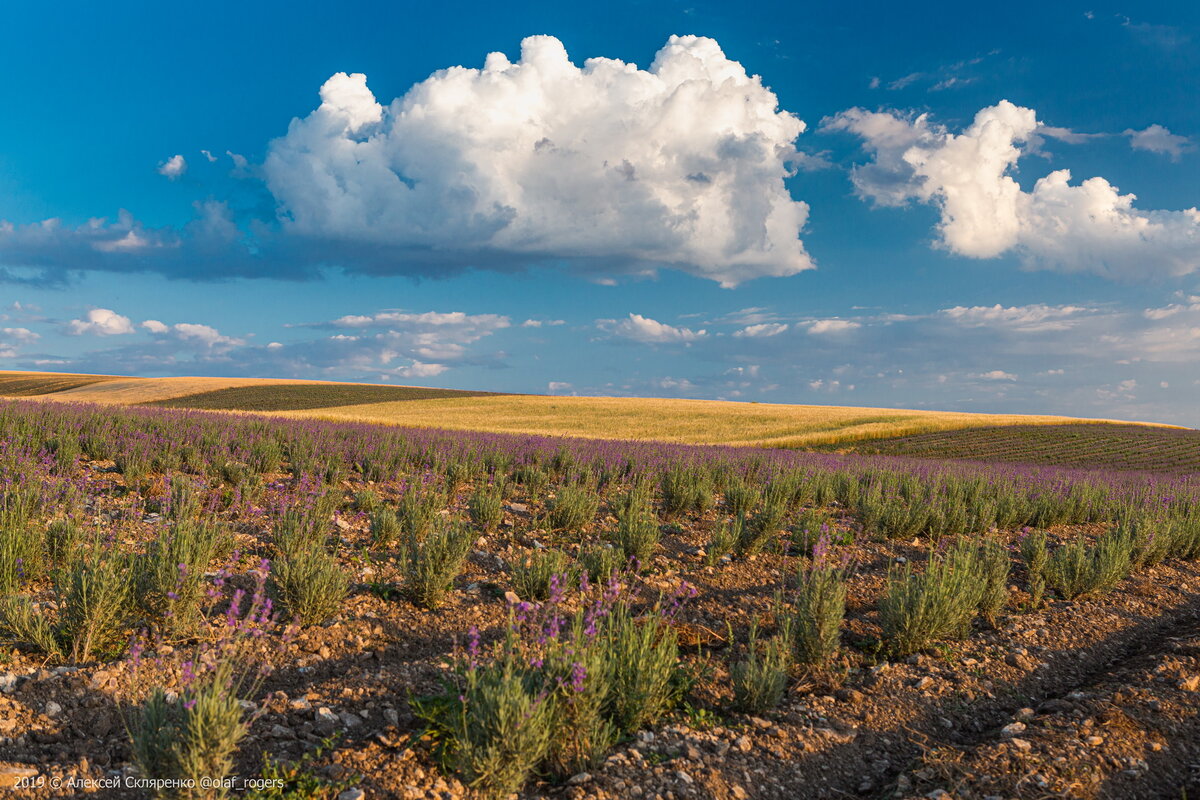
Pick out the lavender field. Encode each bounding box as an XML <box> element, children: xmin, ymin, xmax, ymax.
<box><xmin>1</xmin><ymin>399</ymin><xmax>1198</xmax><ymax>799</ymax></box>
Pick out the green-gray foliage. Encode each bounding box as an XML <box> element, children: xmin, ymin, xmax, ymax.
<box><xmin>272</xmin><ymin>543</ymin><xmax>349</xmax><ymax>626</ymax></box>
<box><xmin>781</xmin><ymin>565</ymin><xmax>845</xmax><ymax>666</ymax></box>
<box><xmin>548</xmin><ymin>485</ymin><xmax>599</xmax><ymax>533</ymax></box>
<box><xmin>509</xmin><ymin>549</ymin><xmax>574</xmax><ymax>601</ymax></box>
<box><xmin>404</xmin><ymin>521</ymin><xmax>473</xmax><ymax>609</ymax></box>
<box><xmin>730</xmin><ymin>624</ymin><xmax>791</xmax><ymax>713</ymax></box>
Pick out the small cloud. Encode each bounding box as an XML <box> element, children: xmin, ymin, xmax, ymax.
<box><xmin>653</xmin><ymin>377</ymin><xmax>699</xmax><ymax>392</ymax></box>
<box><xmin>200</xmin><ymin>149</ymin><xmax>218</xmax><ymax>162</ymax></box>
<box><xmin>93</xmin><ymin>229</ymin><xmax>152</xmax><ymax>253</ymax></box>
<box><xmin>930</xmin><ymin>76</ymin><xmax>976</xmax><ymax>91</ymax></box>
<box><xmin>973</xmin><ymin>370</ymin><xmax>1018</xmax><ymax>381</ymax></box>
<box><xmin>733</xmin><ymin>322</ymin><xmax>788</xmax><ymax>338</ymax></box>
<box><xmin>599</xmin><ymin>313</ymin><xmax>706</xmax><ymax>344</ymax></box>
<box><xmin>141</xmin><ymin>318</ymin><xmax>244</xmax><ymax>348</ymax></box>
<box><xmin>521</xmin><ymin>319</ymin><xmax>566</xmax><ymax>328</ymax></box>
<box><xmin>1125</xmin><ymin>124</ymin><xmax>1194</xmax><ymax>161</ymax></box>
<box><xmin>397</xmin><ymin>361</ymin><xmax>446</xmax><ymax>378</ymax></box>
<box><xmin>1</xmin><ymin>327</ymin><xmax>38</xmax><ymax>342</ymax></box>
<box><xmin>157</xmin><ymin>154</ymin><xmax>187</xmax><ymax>180</ymax></box>
<box><xmin>67</xmin><ymin>308</ymin><xmax>135</xmax><ymax>336</ymax></box>
<box><xmin>1096</xmin><ymin>378</ymin><xmax>1138</xmax><ymax>400</ymax></box>
<box><xmin>172</xmin><ymin>322</ymin><xmax>243</xmax><ymax>348</ymax></box>
<box><xmin>548</xmin><ymin>381</ymin><xmax>573</xmax><ymax>393</ymax></box>
<box><xmin>806</xmin><ymin>319</ymin><xmax>861</xmax><ymax>335</ymax></box>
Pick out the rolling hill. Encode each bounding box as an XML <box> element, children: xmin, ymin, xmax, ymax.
<box><xmin>0</xmin><ymin>369</ymin><xmax>1176</xmax><ymax>453</ymax></box>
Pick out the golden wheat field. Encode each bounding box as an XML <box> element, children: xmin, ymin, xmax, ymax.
<box><xmin>0</xmin><ymin>369</ymin><xmax>1158</xmax><ymax>448</ymax></box>
<box><xmin>274</xmin><ymin>394</ymin><xmax>1127</xmax><ymax>447</ymax></box>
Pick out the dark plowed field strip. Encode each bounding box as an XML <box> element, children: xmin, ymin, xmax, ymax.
<box><xmin>888</xmin><ymin>588</ymin><xmax>1200</xmax><ymax>798</ymax></box>
<box><xmin>859</xmin><ymin>423</ymin><xmax>1200</xmax><ymax>473</ymax></box>
<box><xmin>674</xmin><ymin>561</ymin><xmax>1200</xmax><ymax>800</ymax></box>
<box><xmin>0</xmin><ymin>372</ymin><xmax>116</xmax><ymax>396</ymax></box>
<box><xmin>143</xmin><ymin>383</ymin><xmax>504</xmax><ymax>411</ymax></box>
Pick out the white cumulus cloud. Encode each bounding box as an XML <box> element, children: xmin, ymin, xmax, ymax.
<box><xmin>158</xmin><ymin>154</ymin><xmax>187</xmax><ymax>180</ymax></box>
<box><xmin>141</xmin><ymin>319</ymin><xmax>169</xmax><ymax>334</ymax></box>
<box><xmin>826</xmin><ymin>101</ymin><xmax>1200</xmax><ymax>280</ymax></box>
<box><xmin>170</xmin><ymin>323</ymin><xmax>244</xmax><ymax>348</ymax></box>
<box><xmin>398</xmin><ymin>361</ymin><xmax>448</xmax><ymax>378</ymax></box>
<box><xmin>1</xmin><ymin>327</ymin><xmax>38</xmax><ymax>342</ymax></box>
<box><xmin>599</xmin><ymin>313</ymin><xmax>706</xmax><ymax>344</ymax></box>
<box><xmin>264</xmin><ymin>35</ymin><xmax>814</xmax><ymax>287</ymax></box>
<box><xmin>67</xmin><ymin>308</ymin><xmax>135</xmax><ymax>336</ymax></box>
<box><xmin>806</xmin><ymin>319</ymin><xmax>861</xmax><ymax>335</ymax></box>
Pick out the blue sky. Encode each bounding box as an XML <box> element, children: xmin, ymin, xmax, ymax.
<box><xmin>2</xmin><ymin>0</ymin><xmax>1199</xmax><ymax>425</ymax></box>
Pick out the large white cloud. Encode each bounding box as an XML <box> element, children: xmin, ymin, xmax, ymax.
<box><xmin>264</xmin><ymin>35</ymin><xmax>814</xmax><ymax>287</ymax></box>
<box><xmin>826</xmin><ymin>101</ymin><xmax>1200</xmax><ymax>279</ymax></box>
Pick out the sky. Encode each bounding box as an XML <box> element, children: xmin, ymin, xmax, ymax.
<box><xmin>1</xmin><ymin>0</ymin><xmax>1199</xmax><ymax>425</ymax></box>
